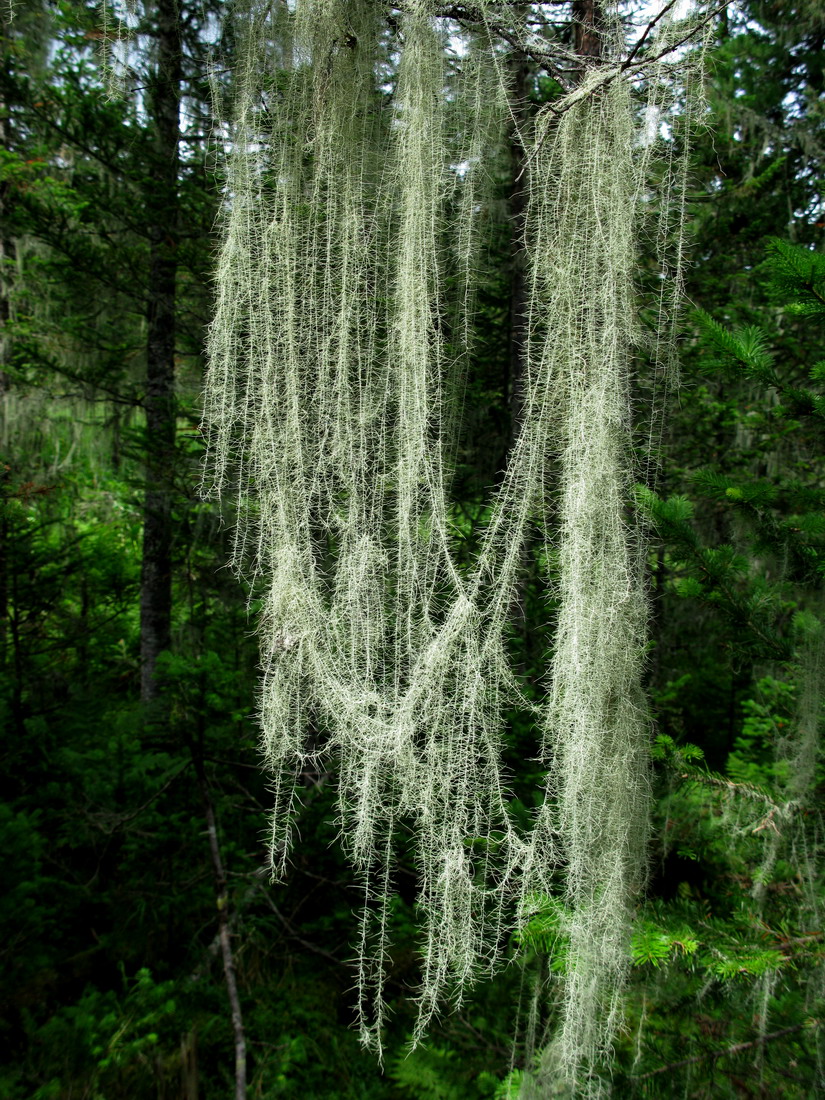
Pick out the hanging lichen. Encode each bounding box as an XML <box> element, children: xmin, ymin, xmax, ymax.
<box><xmin>524</xmin><ymin>71</ymin><xmax>653</xmax><ymax>1096</ymax></box>
<box><xmin>203</xmin><ymin>0</ymin><xmax>709</xmax><ymax>1087</ymax></box>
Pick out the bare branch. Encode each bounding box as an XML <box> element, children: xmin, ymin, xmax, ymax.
<box><xmin>620</xmin><ymin>0</ymin><xmax>681</xmax><ymax>70</ymax></box>
<box><xmin>633</xmin><ymin>1021</ymin><xmax>822</xmax><ymax>1081</ymax></box>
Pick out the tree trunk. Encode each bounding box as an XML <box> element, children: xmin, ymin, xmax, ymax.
<box><xmin>505</xmin><ymin>51</ymin><xmax>530</xmax><ymax>443</ymax></box>
<box><xmin>195</xmin><ymin>760</ymin><xmax>248</xmax><ymax>1100</ymax></box>
<box><xmin>180</xmin><ymin>1029</ymin><xmax>199</xmax><ymax>1100</ymax></box>
<box><xmin>140</xmin><ymin>0</ymin><xmax>182</xmax><ymax>705</ymax></box>
<box><xmin>1</xmin><ymin>6</ymin><xmax>17</xmax><ymax>712</ymax></box>
<box><xmin>572</xmin><ymin>0</ymin><xmax>604</xmax><ymax>62</ymax></box>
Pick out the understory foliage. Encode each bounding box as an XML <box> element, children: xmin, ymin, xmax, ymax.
<box><xmin>203</xmin><ymin>0</ymin><xmax>709</xmax><ymax>1090</ymax></box>
<box><xmin>618</xmin><ymin>238</ymin><xmax>825</xmax><ymax>1093</ymax></box>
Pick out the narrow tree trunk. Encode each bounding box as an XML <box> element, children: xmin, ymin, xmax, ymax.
<box><xmin>180</xmin><ymin>1029</ymin><xmax>199</xmax><ymax>1100</ymax></box>
<box><xmin>572</xmin><ymin>0</ymin><xmax>604</xmax><ymax>61</ymax></box>
<box><xmin>195</xmin><ymin>762</ymin><xmax>248</xmax><ymax>1100</ymax></box>
<box><xmin>7</xmin><ymin>550</ymin><xmax>24</xmax><ymax>737</ymax></box>
<box><xmin>1</xmin><ymin>6</ymin><xmax>17</xmax><ymax>715</ymax></box>
<box><xmin>505</xmin><ymin>51</ymin><xmax>530</xmax><ymax>443</ymax></box>
<box><xmin>140</xmin><ymin>0</ymin><xmax>182</xmax><ymax>705</ymax></box>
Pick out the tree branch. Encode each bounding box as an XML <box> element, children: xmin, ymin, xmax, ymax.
<box><xmin>633</xmin><ymin>1021</ymin><xmax>821</xmax><ymax>1080</ymax></box>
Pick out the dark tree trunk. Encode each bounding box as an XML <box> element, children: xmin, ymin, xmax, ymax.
<box><xmin>180</xmin><ymin>1029</ymin><xmax>199</xmax><ymax>1099</ymax></box>
<box><xmin>194</xmin><ymin>756</ymin><xmax>248</xmax><ymax>1100</ymax></box>
<box><xmin>1</xmin><ymin>6</ymin><xmax>17</xmax><ymax>713</ymax></box>
<box><xmin>506</xmin><ymin>0</ymin><xmax>603</xmax><ymax>432</ymax></box>
<box><xmin>572</xmin><ymin>0</ymin><xmax>605</xmax><ymax>62</ymax></box>
<box><xmin>140</xmin><ymin>0</ymin><xmax>182</xmax><ymax>705</ymax></box>
<box><xmin>505</xmin><ymin>52</ymin><xmax>530</xmax><ymax>443</ymax></box>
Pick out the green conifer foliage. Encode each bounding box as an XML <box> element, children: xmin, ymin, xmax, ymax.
<box><xmin>627</xmin><ymin>240</ymin><xmax>825</xmax><ymax>1092</ymax></box>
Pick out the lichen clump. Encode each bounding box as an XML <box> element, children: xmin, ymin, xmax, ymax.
<box><xmin>203</xmin><ymin>1</ymin><xmax>706</xmax><ymax>1089</ymax></box>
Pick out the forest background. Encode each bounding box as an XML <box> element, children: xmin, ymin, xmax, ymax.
<box><xmin>1</xmin><ymin>0</ymin><xmax>824</xmax><ymax>1097</ymax></box>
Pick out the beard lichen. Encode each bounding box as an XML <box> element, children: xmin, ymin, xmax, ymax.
<box><xmin>203</xmin><ymin>0</ymin><xmax>707</xmax><ymax>1088</ymax></box>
